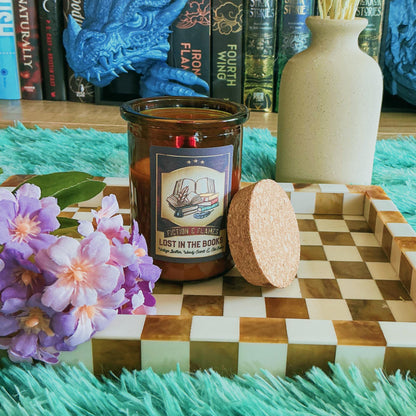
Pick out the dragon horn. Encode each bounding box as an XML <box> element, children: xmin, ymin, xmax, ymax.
<box><xmin>145</xmin><ymin>50</ymin><xmax>167</xmax><ymax>61</ymax></box>
<box><xmin>66</xmin><ymin>15</ymin><xmax>82</xmax><ymax>42</ymax></box>
<box><xmin>157</xmin><ymin>0</ymin><xmax>188</xmax><ymax>26</ymax></box>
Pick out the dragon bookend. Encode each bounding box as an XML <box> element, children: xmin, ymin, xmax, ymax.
<box><xmin>63</xmin><ymin>0</ymin><xmax>209</xmax><ymax>97</ymax></box>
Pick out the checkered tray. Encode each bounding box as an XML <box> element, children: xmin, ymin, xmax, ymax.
<box><xmin>2</xmin><ymin>176</ymin><xmax>416</xmax><ymax>378</ymax></box>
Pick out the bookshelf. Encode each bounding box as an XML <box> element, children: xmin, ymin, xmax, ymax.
<box><xmin>7</xmin><ymin>0</ymin><xmax>415</xmax><ymax>117</ymax></box>
<box><xmin>0</xmin><ymin>100</ymin><xmax>416</xmax><ymax>140</ymax></box>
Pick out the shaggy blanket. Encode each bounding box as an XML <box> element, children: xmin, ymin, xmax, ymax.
<box><xmin>1</xmin><ymin>123</ymin><xmax>415</xmax><ymax>229</ymax></box>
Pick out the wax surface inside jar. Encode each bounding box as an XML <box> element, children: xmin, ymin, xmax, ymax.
<box><xmin>141</xmin><ymin>107</ymin><xmax>231</xmax><ymax>120</ymax></box>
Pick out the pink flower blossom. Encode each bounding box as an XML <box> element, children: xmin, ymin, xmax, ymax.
<box><xmin>92</xmin><ymin>194</ymin><xmax>119</xmax><ymax>220</ymax></box>
<box><xmin>78</xmin><ymin>194</ymin><xmax>129</xmax><ymax>243</ymax></box>
<box><xmin>37</xmin><ymin>233</ymin><xmax>119</xmax><ymax>312</ymax></box>
<box><xmin>97</xmin><ymin>215</ymin><xmax>130</xmax><ymax>243</ymax></box>
<box><xmin>64</xmin><ymin>289</ymin><xmax>125</xmax><ymax>347</ymax></box>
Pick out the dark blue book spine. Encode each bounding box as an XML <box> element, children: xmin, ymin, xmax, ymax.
<box><xmin>38</xmin><ymin>0</ymin><xmax>67</xmax><ymax>100</ymax></box>
<box><xmin>63</xmin><ymin>0</ymin><xmax>95</xmax><ymax>103</ymax></box>
<box><xmin>274</xmin><ymin>0</ymin><xmax>315</xmax><ymax>111</ymax></box>
<box><xmin>211</xmin><ymin>0</ymin><xmax>243</xmax><ymax>103</ymax></box>
<box><xmin>0</xmin><ymin>1</ymin><xmax>21</xmax><ymax>100</ymax></box>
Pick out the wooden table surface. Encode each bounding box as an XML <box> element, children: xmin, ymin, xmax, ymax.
<box><xmin>1</xmin><ymin>100</ymin><xmax>416</xmax><ymax>139</ymax></box>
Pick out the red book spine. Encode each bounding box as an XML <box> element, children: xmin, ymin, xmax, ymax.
<box><xmin>13</xmin><ymin>0</ymin><xmax>43</xmax><ymax>100</ymax></box>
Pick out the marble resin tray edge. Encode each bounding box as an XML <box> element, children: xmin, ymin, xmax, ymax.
<box><xmin>2</xmin><ymin>177</ymin><xmax>416</xmax><ymax>378</ymax></box>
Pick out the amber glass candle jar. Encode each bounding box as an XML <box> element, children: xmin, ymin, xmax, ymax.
<box><xmin>120</xmin><ymin>96</ymin><xmax>249</xmax><ymax>281</ymax></box>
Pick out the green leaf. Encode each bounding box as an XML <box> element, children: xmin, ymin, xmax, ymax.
<box><xmin>54</xmin><ymin>180</ymin><xmax>106</xmax><ymax>209</ymax></box>
<box><xmin>16</xmin><ymin>172</ymin><xmax>94</xmax><ymax>197</ymax></box>
<box><xmin>57</xmin><ymin>217</ymin><xmax>80</xmax><ymax>229</ymax></box>
<box><xmin>53</xmin><ymin>217</ymin><xmax>81</xmax><ymax>237</ymax></box>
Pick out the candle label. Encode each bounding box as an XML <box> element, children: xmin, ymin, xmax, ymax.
<box><xmin>150</xmin><ymin>145</ymin><xmax>233</xmax><ymax>263</ymax></box>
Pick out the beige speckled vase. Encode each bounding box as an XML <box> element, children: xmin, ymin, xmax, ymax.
<box><xmin>276</xmin><ymin>16</ymin><xmax>383</xmax><ymax>185</ymax></box>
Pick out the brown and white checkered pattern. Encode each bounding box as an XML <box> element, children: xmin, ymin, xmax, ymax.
<box><xmin>2</xmin><ymin>176</ymin><xmax>416</xmax><ymax>378</ymax></box>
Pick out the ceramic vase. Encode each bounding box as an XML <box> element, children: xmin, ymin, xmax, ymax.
<box><xmin>276</xmin><ymin>16</ymin><xmax>383</xmax><ymax>185</ymax></box>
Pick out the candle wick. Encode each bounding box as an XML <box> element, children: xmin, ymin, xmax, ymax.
<box><xmin>175</xmin><ymin>136</ymin><xmax>197</xmax><ymax>148</ymax></box>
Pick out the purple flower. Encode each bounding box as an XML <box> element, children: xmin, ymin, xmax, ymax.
<box><xmin>0</xmin><ymin>189</ymin><xmax>161</xmax><ymax>364</ymax></box>
<box><xmin>131</xmin><ymin>291</ymin><xmax>156</xmax><ymax>315</ymax></box>
<box><xmin>0</xmin><ymin>294</ymin><xmax>60</xmax><ymax>363</ymax></box>
<box><xmin>63</xmin><ymin>289</ymin><xmax>125</xmax><ymax>347</ymax></box>
<box><xmin>117</xmin><ymin>221</ymin><xmax>161</xmax><ymax>315</ymax></box>
<box><xmin>0</xmin><ymin>248</ymin><xmax>46</xmax><ymax>299</ymax></box>
<box><xmin>37</xmin><ymin>233</ymin><xmax>119</xmax><ymax>312</ymax></box>
<box><xmin>0</xmin><ymin>184</ymin><xmax>59</xmax><ymax>254</ymax></box>
<box><xmin>129</xmin><ymin>220</ymin><xmax>161</xmax><ymax>283</ymax></box>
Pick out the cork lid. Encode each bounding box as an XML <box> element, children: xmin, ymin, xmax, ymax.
<box><xmin>227</xmin><ymin>179</ymin><xmax>300</xmax><ymax>287</ymax></box>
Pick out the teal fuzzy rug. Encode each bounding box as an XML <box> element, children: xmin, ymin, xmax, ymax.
<box><xmin>0</xmin><ymin>359</ymin><xmax>416</xmax><ymax>415</ymax></box>
<box><xmin>1</xmin><ymin>123</ymin><xmax>415</xmax><ymax>228</ymax></box>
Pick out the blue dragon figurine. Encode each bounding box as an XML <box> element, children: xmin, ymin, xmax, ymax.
<box><xmin>63</xmin><ymin>0</ymin><xmax>209</xmax><ymax>97</ymax></box>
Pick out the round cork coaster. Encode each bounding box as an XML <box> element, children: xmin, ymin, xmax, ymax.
<box><xmin>227</xmin><ymin>179</ymin><xmax>300</xmax><ymax>287</ymax></box>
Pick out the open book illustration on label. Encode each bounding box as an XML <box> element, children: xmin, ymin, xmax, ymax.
<box><xmin>166</xmin><ymin>177</ymin><xmax>219</xmax><ymax>219</ymax></box>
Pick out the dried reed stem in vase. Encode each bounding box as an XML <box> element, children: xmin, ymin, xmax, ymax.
<box><xmin>318</xmin><ymin>0</ymin><xmax>361</xmax><ymax>19</ymax></box>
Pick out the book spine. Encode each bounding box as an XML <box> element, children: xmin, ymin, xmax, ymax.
<box><xmin>13</xmin><ymin>0</ymin><xmax>43</xmax><ymax>100</ymax></box>
<box><xmin>63</xmin><ymin>0</ymin><xmax>94</xmax><ymax>103</ymax></box>
<box><xmin>211</xmin><ymin>0</ymin><xmax>243</xmax><ymax>103</ymax></box>
<box><xmin>0</xmin><ymin>0</ymin><xmax>21</xmax><ymax>99</ymax></box>
<box><xmin>356</xmin><ymin>0</ymin><xmax>386</xmax><ymax>62</ymax></box>
<box><xmin>377</xmin><ymin>0</ymin><xmax>390</xmax><ymax>73</ymax></box>
<box><xmin>169</xmin><ymin>0</ymin><xmax>211</xmax><ymax>95</ymax></box>
<box><xmin>38</xmin><ymin>0</ymin><xmax>67</xmax><ymax>100</ymax></box>
<box><xmin>242</xmin><ymin>0</ymin><xmax>278</xmax><ymax>112</ymax></box>
<box><xmin>274</xmin><ymin>0</ymin><xmax>315</xmax><ymax>112</ymax></box>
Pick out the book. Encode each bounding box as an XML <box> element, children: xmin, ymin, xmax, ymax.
<box><xmin>198</xmin><ymin>198</ymin><xmax>219</xmax><ymax>206</ymax></box>
<box><xmin>94</xmin><ymin>71</ymin><xmax>142</xmax><ymax>105</ymax></box>
<box><xmin>168</xmin><ymin>0</ymin><xmax>211</xmax><ymax>95</ymax></box>
<box><xmin>198</xmin><ymin>201</ymin><xmax>219</xmax><ymax>212</ymax></box>
<box><xmin>274</xmin><ymin>0</ymin><xmax>315</xmax><ymax>112</ymax></box>
<box><xmin>175</xmin><ymin>205</ymin><xmax>198</xmax><ymax>217</ymax></box>
<box><xmin>0</xmin><ymin>1</ymin><xmax>21</xmax><ymax>99</ymax></box>
<box><xmin>167</xmin><ymin>177</ymin><xmax>220</xmax><ymax>218</ymax></box>
<box><xmin>38</xmin><ymin>0</ymin><xmax>67</xmax><ymax>100</ymax></box>
<box><xmin>356</xmin><ymin>0</ymin><xmax>386</xmax><ymax>62</ymax></box>
<box><xmin>211</xmin><ymin>0</ymin><xmax>243</xmax><ymax>102</ymax></box>
<box><xmin>13</xmin><ymin>0</ymin><xmax>43</xmax><ymax>99</ymax></box>
<box><xmin>63</xmin><ymin>0</ymin><xmax>94</xmax><ymax>103</ymax></box>
<box><xmin>377</xmin><ymin>0</ymin><xmax>390</xmax><ymax>73</ymax></box>
<box><xmin>242</xmin><ymin>0</ymin><xmax>278</xmax><ymax>112</ymax></box>
<box><xmin>200</xmin><ymin>192</ymin><xmax>219</xmax><ymax>202</ymax></box>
